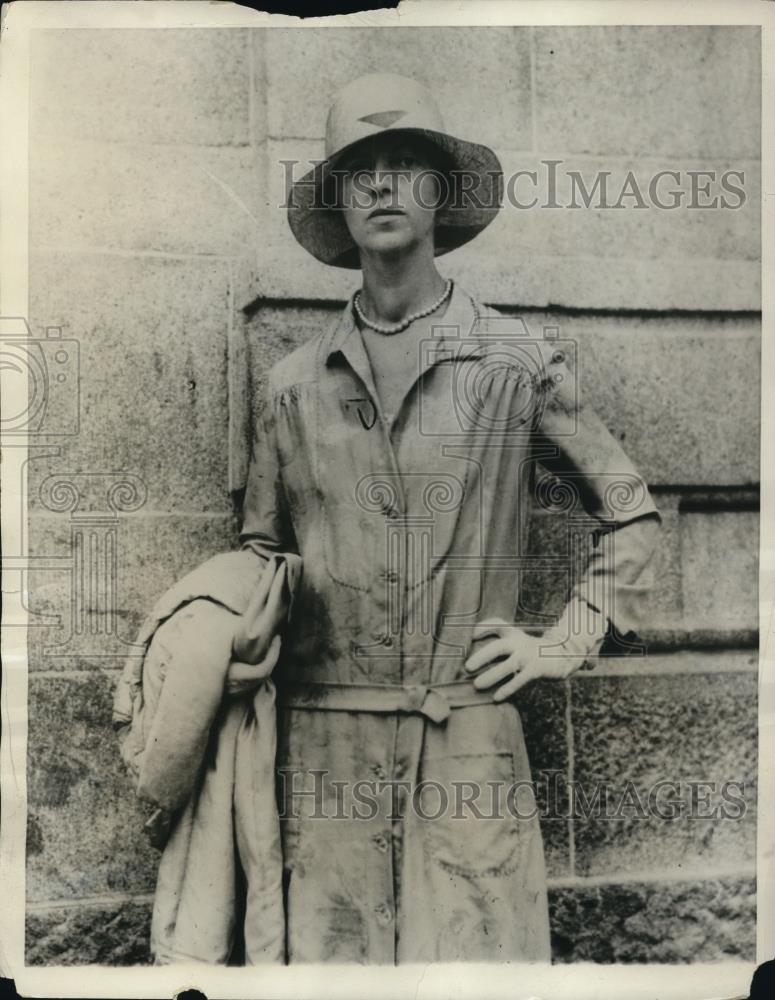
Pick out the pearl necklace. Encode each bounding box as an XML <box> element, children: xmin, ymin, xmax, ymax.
<box><xmin>353</xmin><ymin>279</ymin><xmax>454</xmax><ymax>335</ymax></box>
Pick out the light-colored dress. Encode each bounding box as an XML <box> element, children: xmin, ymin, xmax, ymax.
<box><xmin>239</xmin><ymin>283</ymin><xmax>661</xmax><ymax>962</ymax></box>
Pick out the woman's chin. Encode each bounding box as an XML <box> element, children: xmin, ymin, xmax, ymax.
<box><xmin>359</xmin><ymin>233</ymin><xmax>422</xmax><ymax>259</ymax></box>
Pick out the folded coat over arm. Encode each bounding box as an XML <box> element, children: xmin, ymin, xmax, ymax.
<box><xmin>112</xmin><ymin>550</ymin><xmax>301</xmax><ymax>965</ymax></box>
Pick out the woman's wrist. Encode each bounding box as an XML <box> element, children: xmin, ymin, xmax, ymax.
<box><xmin>542</xmin><ymin>598</ymin><xmax>608</xmax><ymax>672</ymax></box>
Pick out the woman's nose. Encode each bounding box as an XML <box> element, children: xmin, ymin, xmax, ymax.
<box><xmin>369</xmin><ymin>161</ymin><xmax>394</xmax><ymax>191</ymax></box>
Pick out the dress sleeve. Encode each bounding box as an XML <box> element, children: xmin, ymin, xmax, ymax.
<box><xmin>531</xmin><ymin>343</ymin><xmax>662</xmax><ymax>640</ymax></box>
<box><xmin>239</xmin><ymin>397</ymin><xmax>297</xmax><ymax>560</ymax></box>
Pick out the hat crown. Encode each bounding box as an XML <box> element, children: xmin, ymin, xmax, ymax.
<box><xmin>288</xmin><ymin>73</ymin><xmax>503</xmax><ymax>268</ymax></box>
<box><xmin>325</xmin><ymin>73</ymin><xmax>445</xmax><ymax>160</ymax></box>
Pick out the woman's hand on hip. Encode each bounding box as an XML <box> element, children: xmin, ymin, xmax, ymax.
<box><xmin>463</xmin><ymin>618</ymin><xmax>585</xmax><ymax>701</ymax></box>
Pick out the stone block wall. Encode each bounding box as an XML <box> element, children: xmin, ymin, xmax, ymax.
<box><xmin>24</xmin><ymin>26</ymin><xmax>759</xmax><ymax>964</ymax></box>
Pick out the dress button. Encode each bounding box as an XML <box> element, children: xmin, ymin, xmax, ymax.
<box><xmin>374</xmin><ymin>902</ymin><xmax>393</xmax><ymax>925</ymax></box>
<box><xmin>371</xmin><ymin>763</ymin><xmax>387</xmax><ymax>781</ymax></box>
<box><xmin>384</xmin><ymin>570</ymin><xmax>399</xmax><ymax>585</ymax></box>
<box><xmin>372</xmin><ymin>832</ymin><xmax>390</xmax><ymax>853</ymax></box>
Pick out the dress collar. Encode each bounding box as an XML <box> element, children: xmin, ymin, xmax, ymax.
<box><xmin>324</xmin><ymin>280</ymin><xmax>483</xmax><ymax>371</ymax></box>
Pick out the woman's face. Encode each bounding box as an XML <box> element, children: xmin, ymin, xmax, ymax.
<box><xmin>336</xmin><ymin>133</ymin><xmax>445</xmax><ymax>261</ymax></box>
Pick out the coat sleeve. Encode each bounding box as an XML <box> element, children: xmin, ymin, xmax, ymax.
<box><xmin>240</xmin><ymin>395</ymin><xmax>297</xmax><ymax>559</ymax></box>
<box><xmin>530</xmin><ymin>343</ymin><xmax>662</xmax><ymax>640</ymax></box>
<box><xmin>136</xmin><ymin>599</ymin><xmax>237</xmax><ymax>814</ymax></box>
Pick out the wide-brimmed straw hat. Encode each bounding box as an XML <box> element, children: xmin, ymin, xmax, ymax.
<box><xmin>286</xmin><ymin>73</ymin><xmax>503</xmax><ymax>269</ymax></box>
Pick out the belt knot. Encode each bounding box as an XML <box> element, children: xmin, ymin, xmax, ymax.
<box><xmin>411</xmin><ymin>686</ymin><xmax>451</xmax><ymax>723</ymax></box>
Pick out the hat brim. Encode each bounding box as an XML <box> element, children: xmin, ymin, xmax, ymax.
<box><xmin>286</xmin><ymin>128</ymin><xmax>503</xmax><ymax>269</ymax></box>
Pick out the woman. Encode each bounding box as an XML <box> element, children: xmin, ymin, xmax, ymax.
<box><xmin>116</xmin><ymin>72</ymin><xmax>661</xmax><ymax>965</ymax></box>
<box><xmin>236</xmin><ymin>73</ymin><xmax>661</xmax><ymax>962</ymax></box>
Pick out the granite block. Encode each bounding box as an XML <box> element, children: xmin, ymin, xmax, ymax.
<box><xmin>261</xmin><ymin>26</ymin><xmax>532</xmax><ymax>152</ymax></box>
<box><xmin>26</xmin><ymin>898</ymin><xmax>152</xmax><ymax>966</ymax></box>
<box><xmin>570</xmin><ymin>669</ymin><xmax>757</xmax><ymax>877</ymax></box>
<box><xmin>245</xmin><ymin>237</ymin><xmax>760</xmax><ymax>313</ymax></box>
<box><xmin>30</xmin><ymin>139</ymin><xmax>265</xmax><ymax>257</ymax></box>
<box><xmin>26</xmin><ymin>512</ymin><xmax>239</xmax><ymax>669</ymax></box>
<box><xmin>504</xmin><ymin>312</ymin><xmax>760</xmax><ymax>488</ymax></box>
<box><xmin>680</xmin><ymin>511</ymin><xmax>759</xmax><ymax>632</ymax></box>
<box><xmin>549</xmin><ymin>875</ymin><xmax>756</xmax><ymax>962</ymax></box>
<box><xmin>491</xmin><ymin>150</ymin><xmax>760</xmax><ymax>274</ymax></box>
<box><xmin>30</xmin><ymin>28</ymin><xmax>253</xmax><ymax>146</ymax></box>
<box><xmin>26</xmin><ymin>674</ymin><xmax>160</xmax><ymax>903</ymax></box>
<box><xmin>534</xmin><ymin>26</ymin><xmax>760</xmax><ymax>159</ymax></box>
<box><xmin>518</xmin><ymin>680</ymin><xmax>571</xmax><ymax>877</ymax></box>
<box><xmin>26</xmin><ymin>252</ymin><xmax>234</xmax><ymax>513</ymax></box>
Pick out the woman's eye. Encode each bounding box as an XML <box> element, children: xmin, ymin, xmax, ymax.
<box><xmin>384</xmin><ymin>152</ymin><xmax>418</xmax><ymax>170</ymax></box>
<box><xmin>340</xmin><ymin>154</ymin><xmax>372</xmax><ymax>173</ymax></box>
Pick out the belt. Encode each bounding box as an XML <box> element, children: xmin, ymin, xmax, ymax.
<box><xmin>279</xmin><ymin>679</ymin><xmax>496</xmax><ymax>724</ymax></box>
